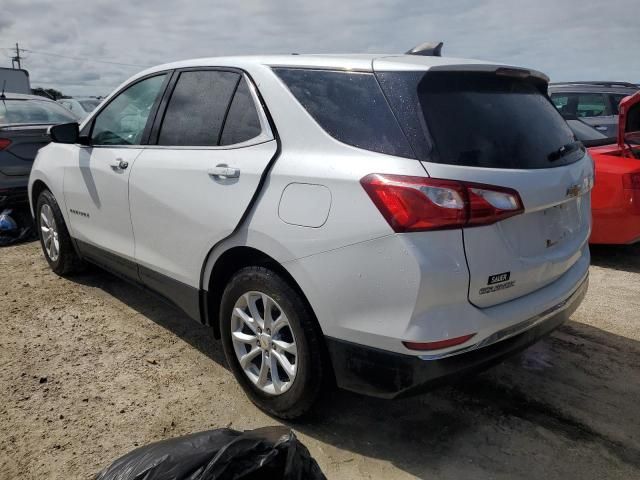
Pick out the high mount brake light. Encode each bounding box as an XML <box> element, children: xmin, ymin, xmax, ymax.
<box><xmin>360</xmin><ymin>174</ymin><xmax>524</xmax><ymax>232</ymax></box>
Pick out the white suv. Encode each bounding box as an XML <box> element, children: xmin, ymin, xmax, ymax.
<box><xmin>29</xmin><ymin>50</ymin><xmax>592</xmax><ymax>418</ymax></box>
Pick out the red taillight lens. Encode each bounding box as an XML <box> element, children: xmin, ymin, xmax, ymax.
<box><xmin>360</xmin><ymin>174</ymin><xmax>524</xmax><ymax>232</ymax></box>
<box><xmin>0</xmin><ymin>138</ymin><xmax>11</xmax><ymax>150</ymax></box>
<box><xmin>403</xmin><ymin>333</ymin><xmax>476</xmax><ymax>351</ymax></box>
<box><xmin>622</xmin><ymin>172</ymin><xmax>640</xmax><ymax>190</ymax></box>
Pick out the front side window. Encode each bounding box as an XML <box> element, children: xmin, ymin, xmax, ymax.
<box><xmin>0</xmin><ymin>99</ymin><xmax>76</xmax><ymax>125</ymax></box>
<box><xmin>157</xmin><ymin>70</ymin><xmax>240</xmax><ymax>146</ymax></box>
<box><xmin>274</xmin><ymin>68</ymin><xmax>414</xmax><ymax>158</ymax></box>
<box><xmin>575</xmin><ymin>93</ymin><xmax>607</xmax><ymax>118</ymax></box>
<box><xmin>91</xmin><ymin>74</ymin><xmax>166</xmax><ymax>146</ymax></box>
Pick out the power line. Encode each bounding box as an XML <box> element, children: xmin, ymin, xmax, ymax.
<box><xmin>20</xmin><ymin>48</ymin><xmax>150</xmax><ymax>68</ymax></box>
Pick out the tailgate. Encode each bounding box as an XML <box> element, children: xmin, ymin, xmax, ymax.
<box><xmin>425</xmin><ymin>160</ymin><xmax>592</xmax><ymax>307</ymax></box>
<box><xmin>374</xmin><ymin>64</ymin><xmax>594</xmax><ymax>308</ymax></box>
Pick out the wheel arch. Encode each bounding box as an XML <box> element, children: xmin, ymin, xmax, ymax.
<box><xmin>30</xmin><ymin>179</ymin><xmax>50</xmax><ymax>215</ymax></box>
<box><xmin>205</xmin><ymin>245</ymin><xmax>323</xmax><ymax>341</ymax></box>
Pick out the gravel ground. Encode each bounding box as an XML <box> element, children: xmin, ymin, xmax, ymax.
<box><xmin>1</xmin><ymin>241</ymin><xmax>639</xmax><ymax>479</ymax></box>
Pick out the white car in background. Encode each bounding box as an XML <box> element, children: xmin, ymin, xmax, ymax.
<box><xmin>57</xmin><ymin>97</ymin><xmax>102</xmax><ymax>121</ymax></box>
<box><xmin>29</xmin><ymin>47</ymin><xmax>592</xmax><ymax>418</ymax></box>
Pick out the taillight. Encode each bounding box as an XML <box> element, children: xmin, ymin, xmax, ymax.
<box><xmin>360</xmin><ymin>174</ymin><xmax>524</xmax><ymax>232</ymax></box>
<box><xmin>0</xmin><ymin>138</ymin><xmax>11</xmax><ymax>150</ymax></box>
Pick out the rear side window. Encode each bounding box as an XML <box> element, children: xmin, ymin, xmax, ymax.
<box><xmin>0</xmin><ymin>99</ymin><xmax>76</xmax><ymax>125</ymax></box>
<box><xmin>274</xmin><ymin>68</ymin><xmax>414</xmax><ymax>158</ymax></box>
<box><xmin>220</xmin><ymin>77</ymin><xmax>262</xmax><ymax>145</ymax></box>
<box><xmin>378</xmin><ymin>72</ymin><xmax>582</xmax><ymax>169</ymax></box>
<box><xmin>158</xmin><ymin>70</ymin><xmax>240</xmax><ymax>146</ymax></box>
<box><xmin>551</xmin><ymin>92</ymin><xmax>608</xmax><ymax>118</ymax></box>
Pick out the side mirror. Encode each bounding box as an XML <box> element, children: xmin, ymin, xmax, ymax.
<box><xmin>48</xmin><ymin>122</ymin><xmax>79</xmax><ymax>144</ymax></box>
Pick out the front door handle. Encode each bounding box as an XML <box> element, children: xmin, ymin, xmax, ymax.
<box><xmin>594</xmin><ymin>125</ymin><xmax>607</xmax><ymax>132</ymax></box>
<box><xmin>208</xmin><ymin>164</ymin><xmax>240</xmax><ymax>179</ymax></box>
<box><xmin>110</xmin><ymin>158</ymin><xmax>129</xmax><ymax>170</ymax></box>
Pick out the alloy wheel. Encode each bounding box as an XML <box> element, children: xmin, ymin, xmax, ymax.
<box><xmin>40</xmin><ymin>204</ymin><xmax>59</xmax><ymax>262</ymax></box>
<box><xmin>230</xmin><ymin>291</ymin><xmax>298</xmax><ymax>395</ymax></box>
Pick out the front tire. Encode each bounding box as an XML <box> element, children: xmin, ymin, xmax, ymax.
<box><xmin>35</xmin><ymin>189</ymin><xmax>84</xmax><ymax>276</ymax></box>
<box><xmin>220</xmin><ymin>266</ymin><xmax>327</xmax><ymax>419</ymax></box>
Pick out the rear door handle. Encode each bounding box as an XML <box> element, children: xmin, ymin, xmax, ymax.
<box><xmin>208</xmin><ymin>164</ymin><xmax>240</xmax><ymax>179</ymax></box>
<box><xmin>594</xmin><ymin>125</ymin><xmax>607</xmax><ymax>132</ymax></box>
<box><xmin>110</xmin><ymin>158</ymin><xmax>129</xmax><ymax>170</ymax></box>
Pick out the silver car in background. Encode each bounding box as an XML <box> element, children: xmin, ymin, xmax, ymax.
<box><xmin>29</xmin><ymin>50</ymin><xmax>593</xmax><ymax>418</ymax></box>
<box><xmin>549</xmin><ymin>81</ymin><xmax>639</xmax><ymax>137</ymax></box>
<box><xmin>57</xmin><ymin>97</ymin><xmax>101</xmax><ymax>121</ymax></box>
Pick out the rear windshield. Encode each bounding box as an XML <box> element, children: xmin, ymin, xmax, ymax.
<box><xmin>0</xmin><ymin>99</ymin><xmax>76</xmax><ymax>125</ymax></box>
<box><xmin>377</xmin><ymin>71</ymin><xmax>584</xmax><ymax>168</ymax></box>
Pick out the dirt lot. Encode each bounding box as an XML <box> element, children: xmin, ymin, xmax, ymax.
<box><xmin>1</xmin><ymin>241</ymin><xmax>639</xmax><ymax>479</ymax></box>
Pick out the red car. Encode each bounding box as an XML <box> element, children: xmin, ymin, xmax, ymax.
<box><xmin>569</xmin><ymin>92</ymin><xmax>640</xmax><ymax>244</ymax></box>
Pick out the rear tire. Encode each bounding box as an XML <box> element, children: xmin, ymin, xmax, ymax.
<box><xmin>220</xmin><ymin>266</ymin><xmax>327</xmax><ymax>419</ymax></box>
<box><xmin>35</xmin><ymin>189</ymin><xmax>84</xmax><ymax>276</ymax></box>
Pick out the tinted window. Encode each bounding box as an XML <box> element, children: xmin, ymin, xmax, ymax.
<box><xmin>610</xmin><ymin>93</ymin><xmax>629</xmax><ymax>115</ymax></box>
<box><xmin>378</xmin><ymin>72</ymin><xmax>581</xmax><ymax>169</ymax></box>
<box><xmin>158</xmin><ymin>70</ymin><xmax>239</xmax><ymax>146</ymax></box>
<box><xmin>551</xmin><ymin>93</ymin><xmax>608</xmax><ymax>118</ymax></box>
<box><xmin>575</xmin><ymin>93</ymin><xmax>607</xmax><ymax>117</ymax></box>
<box><xmin>274</xmin><ymin>68</ymin><xmax>414</xmax><ymax>158</ymax></box>
<box><xmin>0</xmin><ymin>99</ymin><xmax>76</xmax><ymax>125</ymax></box>
<box><xmin>92</xmin><ymin>74</ymin><xmax>166</xmax><ymax>145</ymax></box>
<box><xmin>220</xmin><ymin>77</ymin><xmax>262</xmax><ymax>145</ymax></box>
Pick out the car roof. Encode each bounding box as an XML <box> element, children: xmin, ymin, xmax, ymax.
<box><xmin>0</xmin><ymin>92</ymin><xmax>58</xmax><ymax>102</ymax></box>
<box><xmin>136</xmin><ymin>53</ymin><xmax>534</xmax><ymax>76</ymax></box>
<box><xmin>548</xmin><ymin>82</ymin><xmax>638</xmax><ymax>94</ymax></box>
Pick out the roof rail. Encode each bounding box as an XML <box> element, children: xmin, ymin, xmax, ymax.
<box><xmin>550</xmin><ymin>81</ymin><xmax>638</xmax><ymax>88</ymax></box>
<box><xmin>406</xmin><ymin>41</ymin><xmax>443</xmax><ymax>57</ymax></box>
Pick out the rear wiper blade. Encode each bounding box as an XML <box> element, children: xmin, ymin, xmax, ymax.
<box><xmin>548</xmin><ymin>141</ymin><xmax>584</xmax><ymax>162</ymax></box>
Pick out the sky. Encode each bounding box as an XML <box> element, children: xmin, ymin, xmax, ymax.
<box><xmin>1</xmin><ymin>0</ymin><xmax>638</xmax><ymax>96</ymax></box>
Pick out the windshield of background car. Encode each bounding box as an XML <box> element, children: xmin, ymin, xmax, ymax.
<box><xmin>79</xmin><ymin>99</ymin><xmax>100</xmax><ymax>111</ymax></box>
<box><xmin>376</xmin><ymin>71</ymin><xmax>584</xmax><ymax>168</ymax></box>
<box><xmin>0</xmin><ymin>99</ymin><xmax>76</xmax><ymax>125</ymax></box>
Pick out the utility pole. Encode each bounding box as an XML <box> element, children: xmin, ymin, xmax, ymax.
<box><xmin>12</xmin><ymin>43</ymin><xmax>22</xmax><ymax>69</ymax></box>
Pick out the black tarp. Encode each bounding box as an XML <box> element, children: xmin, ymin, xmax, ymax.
<box><xmin>95</xmin><ymin>426</ymin><xmax>326</xmax><ymax>480</ymax></box>
<box><xmin>0</xmin><ymin>206</ymin><xmax>35</xmax><ymax>246</ymax></box>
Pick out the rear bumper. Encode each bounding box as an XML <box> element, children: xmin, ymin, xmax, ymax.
<box><xmin>326</xmin><ymin>274</ymin><xmax>588</xmax><ymax>399</ymax></box>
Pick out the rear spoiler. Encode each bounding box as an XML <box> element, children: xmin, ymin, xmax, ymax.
<box><xmin>428</xmin><ymin>64</ymin><xmax>549</xmax><ymax>93</ymax></box>
<box><xmin>429</xmin><ymin>64</ymin><xmax>549</xmax><ymax>83</ymax></box>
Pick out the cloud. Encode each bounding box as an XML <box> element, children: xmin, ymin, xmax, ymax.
<box><xmin>1</xmin><ymin>0</ymin><xmax>638</xmax><ymax>96</ymax></box>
